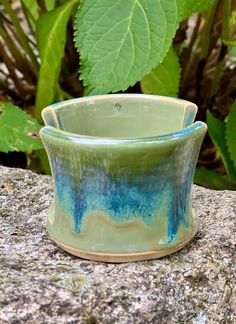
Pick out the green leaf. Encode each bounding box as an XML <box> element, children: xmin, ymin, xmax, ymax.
<box><xmin>21</xmin><ymin>0</ymin><xmax>39</xmax><ymax>21</ymax></box>
<box><xmin>0</xmin><ymin>102</ymin><xmax>43</xmax><ymax>153</ymax></box>
<box><xmin>21</xmin><ymin>0</ymin><xmax>55</xmax><ymax>21</ymax></box>
<box><xmin>35</xmin><ymin>0</ymin><xmax>78</xmax><ymax>119</ymax></box>
<box><xmin>207</xmin><ymin>110</ymin><xmax>236</xmax><ymax>183</ymax></box>
<box><xmin>194</xmin><ymin>167</ymin><xmax>236</xmax><ymax>190</ymax></box>
<box><xmin>179</xmin><ymin>0</ymin><xmax>215</xmax><ymax>20</ymax></box>
<box><xmin>45</xmin><ymin>0</ymin><xmax>56</xmax><ymax>11</ymax></box>
<box><xmin>226</xmin><ymin>100</ymin><xmax>236</xmax><ymax>169</ymax></box>
<box><xmin>75</xmin><ymin>0</ymin><xmax>179</xmax><ymax>95</ymax></box>
<box><xmin>140</xmin><ymin>47</ymin><xmax>180</xmax><ymax>97</ymax></box>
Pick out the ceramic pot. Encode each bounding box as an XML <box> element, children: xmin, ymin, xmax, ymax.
<box><xmin>40</xmin><ymin>94</ymin><xmax>207</xmax><ymax>262</ymax></box>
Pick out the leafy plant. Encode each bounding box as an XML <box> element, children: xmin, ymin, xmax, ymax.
<box><xmin>140</xmin><ymin>47</ymin><xmax>180</xmax><ymax>97</ymax></box>
<box><xmin>74</xmin><ymin>0</ymin><xmax>218</xmax><ymax>96</ymax></box>
<box><xmin>0</xmin><ymin>102</ymin><xmax>43</xmax><ymax>153</ymax></box>
<box><xmin>0</xmin><ymin>0</ymin><xmax>81</xmax><ymax>170</ymax></box>
<box><xmin>35</xmin><ymin>0</ymin><xmax>78</xmax><ymax>119</ymax></box>
<box><xmin>0</xmin><ymin>0</ymin><xmax>236</xmax><ymax>188</ymax></box>
<box><xmin>75</xmin><ymin>0</ymin><xmax>180</xmax><ymax>95</ymax></box>
<box><xmin>0</xmin><ymin>0</ymin><xmax>81</xmax><ymax>111</ymax></box>
<box><xmin>207</xmin><ymin>108</ymin><xmax>236</xmax><ymax>182</ymax></box>
<box><xmin>74</xmin><ymin>0</ymin><xmax>236</xmax><ymax>189</ymax></box>
<box><xmin>226</xmin><ymin>100</ymin><xmax>236</xmax><ymax>169</ymax></box>
<box><xmin>205</xmin><ymin>100</ymin><xmax>236</xmax><ymax>188</ymax></box>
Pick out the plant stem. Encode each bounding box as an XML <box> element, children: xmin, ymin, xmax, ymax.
<box><xmin>210</xmin><ymin>0</ymin><xmax>231</xmax><ymax>97</ymax></box>
<box><xmin>0</xmin><ymin>21</ymin><xmax>37</xmax><ymax>83</ymax></box>
<box><xmin>200</xmin><ymin>0</ymin><xmax>219</xmax><ymax>60</ymax></box>
<box><xmin>36</xmin><ymin>0</ymin><xmax>47</xmax><ymax>14</ymax></box>
<box><xmin>210</xmin><ymin>58</ymin><xmax>225</xmax><ymax>97</ymax></box>
<box><xmin>0</xmin><ymin>40</ymin><xmax>26</xmax><ymax>94</ymax></box>
<box><xmin>181</xmin><ymin>14</ymin><xmax>201</xmax><ymax>93</ymax></box>
<box><xmin>0</xmin><ymin>77</ymin><xmax>21</xmax><ymax>100</ymax></box>
<box><xmin>221</xmin><ymin>1</ymin><xmax>236</xmax><ymax>46</ymax></box>
<box><xmin>222</xmin><ymin>0</ymin><xmax>230</xmax><ymax>40</ymax></box>
<box><xmin>20</xmin><ymin>0</ymin><xmax>36</xmax><ymax>35</ymax></box>
<box><xmin>0</xmin><ymin>12</ymin><xmax>37</xmax><ymax>48</ymax></box>
<box><xmin>1</xmin><ymin>0</ymin><xmax>39</xmax><ymax>70</ymax></box>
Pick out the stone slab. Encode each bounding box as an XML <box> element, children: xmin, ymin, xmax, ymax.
<box><xmin>0</xmin><ymin>166</ymin><xmax>235</xmax><ymax>323</ymax></box>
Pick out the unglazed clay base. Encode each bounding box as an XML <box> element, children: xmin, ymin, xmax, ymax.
<box><xmin>52</xmin><ymin>230</ymin><xmax>197</xmax><ymax>263</ymax></box>
<box><xmin>47</xmin><ymin>213</ymin><xmax>198</xmax><ymax>263</ymax></box>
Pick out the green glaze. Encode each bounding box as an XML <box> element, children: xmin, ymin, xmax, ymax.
<box><xmin>40</xmin><ymin>94</ymin><xmax>207</xmax><ymax>262</ymax></box>
<box><xmin>42</xmin><ymin>95</ymin><xmax>197</xmax><ymax>137</ymax></box>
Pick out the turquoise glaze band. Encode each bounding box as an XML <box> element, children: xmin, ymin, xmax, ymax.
<box><xmin>40</xmin><ymin>94</ymin><xmax>207</xmax><ymax>262</ymax></box>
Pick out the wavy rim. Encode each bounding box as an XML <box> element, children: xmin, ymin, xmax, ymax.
<box><xmin>40</xmin><ymin>122</ymin><xmax>207</xmax><ymax>146</ymax></box>
<box><xmin>43</xmin><ymin>93</ymin><xmax>198</xmax><ymax>111</ymax></box>
<box><xmin>40</xmin><ymin>94</ymin><xmax>207</xmax><ymax>145</ymax></box>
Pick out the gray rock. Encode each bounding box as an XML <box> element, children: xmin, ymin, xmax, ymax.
<box><xmin>0</xmin><ymin>165</ymin><xmax>235</xmax><ymax>324</ymax></box>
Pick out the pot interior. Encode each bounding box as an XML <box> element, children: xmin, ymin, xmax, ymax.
<box><xmin>47</xmin><ymin>96</ymin><xmax>197</xmax><ymax>138</ymax></box>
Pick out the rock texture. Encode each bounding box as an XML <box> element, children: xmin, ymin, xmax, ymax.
<box><xmin>0</xmin><ymin>166</ymin><xmax>235</xmax><ymax>323</ymax></box>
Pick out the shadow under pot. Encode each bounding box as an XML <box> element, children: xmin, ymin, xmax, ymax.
<box><xmin>40</xmin><ymin>94</ymin><xmax>207</xmax><ymax>262</ymax></box>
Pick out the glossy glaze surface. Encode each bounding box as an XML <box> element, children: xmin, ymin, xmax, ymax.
<box><xmin>40</xmin><ymin>94</ymin><xmax>207</xmax><ymax>261</ymax></box>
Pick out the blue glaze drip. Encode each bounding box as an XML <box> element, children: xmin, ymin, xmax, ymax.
<box><xmin>51</xmin><ymin>158</ymin><xmax>78</xmax><ymax>221</ymax></box>
<box><xmin>167</xmin><ymin>144</ymin><xmax>198</xmax><ymax>241</ymax></box>
<box><xmin>48</xmin><ymin>145</ymin><xmax>198</xmax><ymax>243</ymax></box>
<box><xmin>167</xmin><ymin>179</ymin><xmax>191</xmax><ymax>242</ymax></box>
<box><xmin>75</xmin><ymin>164</ymin><xmax>167</xmax><ymax>229</ymax></box>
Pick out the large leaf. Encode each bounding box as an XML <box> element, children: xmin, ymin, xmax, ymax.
<box><xmin>226</xmin><ymin>100</ymin><xmax>236</xmax><ymax>169</ymax></box>
<box><xmin>0</xmin><ymin>102</ymin><xmax>43</xmax><ymax>153</ymax></box>
<box><xmin>75</xmin><ymin>0</ymin><xmax>179</xmax><ymax>95</ymax></box>
<box><xmin>140</xmin><ymin>47</ymin><xmax>180</xmax><ymax>97</ymax></box>
<box><xmin>179</xmin><ymin>0</ymin><xmax>215</xmax><ymax>20</ymax></box>
<box><xmin>207</xmin><ymin>111</ymin><xmax>236</xmax><ymax>183</ymax></box>
<box><xmin>35</xmin><ymin>0</ymin><xmax>78</xmax><ymax>119</ymax></box>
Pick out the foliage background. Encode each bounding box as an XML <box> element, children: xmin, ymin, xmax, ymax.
<box><xmin>0</xmin><ymin>0</ymin><xmax>236</xmax><ymax>189</ymax></box>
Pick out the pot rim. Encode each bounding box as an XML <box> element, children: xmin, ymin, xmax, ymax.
<box><xmin>40</xmin><ymin>94</ymin><xmax>207</xmax><ymax>145</ymax></box>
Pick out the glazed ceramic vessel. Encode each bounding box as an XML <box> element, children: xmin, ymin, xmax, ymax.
<box><xmin>40</xmin><ymin>94</ymin><xmax>207</xmax><ymax>262</ymax></box>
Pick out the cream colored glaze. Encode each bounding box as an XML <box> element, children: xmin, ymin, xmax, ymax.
<box><xmin>53</xmin><ymin>225</ymin><xmax>197</xmax><ymax>263</ymax></box>
<box><xmin>47</xmin><ymin>197</ymin><xmax>197</xmax><ymax>256</ymax></box>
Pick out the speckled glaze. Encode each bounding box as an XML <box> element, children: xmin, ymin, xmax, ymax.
<box><xmin>40</xmin><ymin>94</ymin><xmax>207</xmax><ymax>262</ymax></box>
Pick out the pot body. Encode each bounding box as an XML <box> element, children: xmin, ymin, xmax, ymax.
<box><xmin>40</xmin><ymin>94</ymin><xmax>207</xmax><ymax>262</ymax></box>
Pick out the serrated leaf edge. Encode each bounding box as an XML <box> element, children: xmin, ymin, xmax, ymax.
<box><xmin>74</xmin><ymin>0</ymin><xmax>179</xmax><ymax>95</ymax></box>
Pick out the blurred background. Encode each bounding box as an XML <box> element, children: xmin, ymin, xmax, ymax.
<box><xmin>0</xmin><ymin>0</ymin><xmax>236</xmax><ymax>190</ymax></box>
